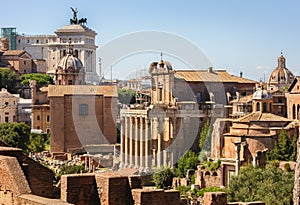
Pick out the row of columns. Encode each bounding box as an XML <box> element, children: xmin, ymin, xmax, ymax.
<box><xmin>120</xmin><ymin>116</ymin><xmax>175</xmax><ymax>172</ymax></box>
<box><xmin>120</xmin><ymin>116</ymin><xmax>151</xmax><ymax>172</ymax></box>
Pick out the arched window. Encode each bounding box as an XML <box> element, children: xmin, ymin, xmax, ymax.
<box><xmin>256</xmin><ymin>102</ymin><xmax>260</xmax><ymax>111</ymax></box>
<box><xmin>263</xmin><ymin>103</ymin><xmax>267</xmax><ymax>112</ymax></box>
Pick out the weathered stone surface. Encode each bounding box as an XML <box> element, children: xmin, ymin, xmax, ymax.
<box><xmin>203</xmin><ymin>192</ymin><xmax>227</xmax><ymax>205</ymax></box>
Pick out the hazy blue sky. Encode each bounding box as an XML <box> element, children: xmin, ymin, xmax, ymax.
<box><xmin>2</xmin><ymin>0</ymin><xmax>300</xmax><ymax>80</ymax></box>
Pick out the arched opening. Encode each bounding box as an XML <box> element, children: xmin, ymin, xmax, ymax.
<box><xmin>263</xmin><ymin>102</ymin><xmax>267</xmax><ymax>112</ymax></box>
<box><xmin>212</xmin><ymin>172</ymin><xmax>218</xmax><ymax>176</ymax></box>
<box><xmin>256</xmin><ymin>102</ymin><xmax>260</xmax><ymax>111</ymax></box>
<box><xmin>269</xmin><ymin>102</ymin><xmax>272</xmax><ymax>113</ymax></box>
<box><xmin>205</xmin><ymin>171</ymin><xmax>210</xmax><ymax>176</ymax></box>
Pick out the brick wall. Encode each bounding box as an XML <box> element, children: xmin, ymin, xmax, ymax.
<box><xmin>60</xmin><ymin>174</ymin><xmax>99</xmax><ymax>205</ymax></box>
<box><xmin>0</xmin><ymin>148</ymin><xmax>55</xmax><ymax>198</ymax></box>
<box><xmin>131</xmin><ymin>189</ymin><xmax>180</xmax><ymax>205</ymax></box>
<box><xmin>95</xmin><ymin>172</ymin><xmax>133</xmax><ymax>205</ymax></box>
<box><xmin>17</xmin><ymin>194</ymin><xmax>73</xmax><ymax>205</ymax></box>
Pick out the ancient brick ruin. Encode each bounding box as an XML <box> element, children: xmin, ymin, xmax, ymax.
<box><xmin>0</xmin><ymin>142</ymin><xmax>180</xmax><ymax>205</ymax></box>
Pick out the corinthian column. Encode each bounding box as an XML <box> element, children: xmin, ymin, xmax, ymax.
<box><xmin>129</xmin><ymin>117</ymin><xmax>133</xmax><ymax>167</ymax></box>
<box><xmin>135</xmin><ymin>116</ymin><xmax>139</xmax><ymax>168</ymax></box>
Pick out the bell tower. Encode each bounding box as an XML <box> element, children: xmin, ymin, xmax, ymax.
<box><xmin>149</xmin><ymin>54</ymin><xmax>175</xmax><ymax>106</ymax></box>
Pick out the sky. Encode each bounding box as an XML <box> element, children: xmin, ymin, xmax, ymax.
<box><xmin>2</xmin><ymin>0</ymin><xmax>300</xmax><ymax>81</ymax></box>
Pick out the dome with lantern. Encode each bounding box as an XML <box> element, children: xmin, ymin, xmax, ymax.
<box><xmin>56</xmin><ymin>40</ymin><xmax>83</xmax><ymax>73</ymax></box>
<box><xmin>54</xmin><ymin>39</ymin><xmax>85</xmax><ymax>85</ymax></box>
<box><xmin>267</xmin><ymin>53</ymin><xmax>295</xmax><ymax>91</ymax></box>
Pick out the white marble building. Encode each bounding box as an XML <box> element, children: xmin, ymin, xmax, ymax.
<box><xmin>16</xmin><ymin>21</ymin><xmax>99</xmax><ymax>84</ymax></box>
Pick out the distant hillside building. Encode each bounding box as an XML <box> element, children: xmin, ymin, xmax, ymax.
<box><xmin>0</xmin><ymin>38</ymin><xmax>33</xmax><ymax>74</ymax></box>
<box><xmin>0</xmin><ymin>88</ymin><xmax>31</xmax><ymax>124</ymax></box>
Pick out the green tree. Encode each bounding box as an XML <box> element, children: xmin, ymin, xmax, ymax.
<box><xmin>176</xmin><ymin>150</ymin><xmax>199</xmax><ymax>178</ymax></box>
<box><xmin>118</xmin><ymin>88</ymin><xmax>136</xmax><ymax>104</ymax></box>
<box><xmin>267</xmin><ymin>129</ymin><xmax>297</xmax><ymax>161</ymax></box>
<box><xmin>57</xmin><ymin>163</ymin><xmax>87</xmax><ymax>180</ymax></box>
<box><xmin>0</xmin><ymin>122</ymin><xmax>30</xmax><ymax>151</ymax></box>
<box><xmin>228</xmin><ymin>164</ymin><xmax>294</xmax><ymax>205</ymax></box>
<box><xmin>0</xmin><ymin>68</ymin><xmax>17</xmax><ymax>93</ymax></box>
<box><xmin>198</xmin><ymin>120</ymin><xmax>211</xmax><ymax>161</ymax></box>
<box><xmin>152</xmin><ymin>167</ymin><xmax>175</xmax><ymax>189</ymax></box>
<box><xmin>27</xmin><ymin>132</ymin><xmax>49</xmax><ymax>153</ymax></box>
<box><xmin>20</xmin><ymin>73</ymin><xmax>53</xmax><ymax>87</ymax></box>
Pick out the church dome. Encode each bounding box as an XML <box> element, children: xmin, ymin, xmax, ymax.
<box><xmin>253</xmin><ymin>89</ymin><xmax>272</xmax><ymax>100</ymax></box>
<box><xmin>268</xmin><ymin>53</ymin><xmax>294</xmax><ymax>90</ymax></box>
<box><xmin>56</xmin><ymin>40</ymin><xmax>83</xmax><ymax>72</ymax></box>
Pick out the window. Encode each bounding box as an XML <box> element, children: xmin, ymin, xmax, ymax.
<box><xmin>196</xmin><ymin>92</ymin><xmax>202</xmax><ymax>103</ymax></box>
<box><xmin>46</xmin><ymin>128</ymin><xmax>50</xmax><ymax>133</ymax></box>
<box><xmin>18</xmin><ymin>39</ymin><xmax>21</xmax><ymax>43</ymax></box>
<box><xmin>27</xmin><ymin>39</ymin><xmax>30</xmax><ymax>43</ymax></box>
<box><xmin>46</xmin><ymin>115</ymin><xmax>50</xmax><ymax>122</ymax></box>
<box><xmin>79</xmin><ymin>104</ymin><xmax>88</xmax><ymax>115</ymax></box>
<box><xmin>37</xmin><ymin>126</ymin><xmax>40</xmax><ymax>130</ymax></box>
<box><xmin>24</xmin><ymin>61</ymin><xmax>26</xmax><ymax>65</ymax></box>
<box><xmin>36</xmin><ymin>39</ymin><xmax>39</xmax><ymax>43</ymax></box>
<box><xmin>5</xmin><ymin>117</ymin><xmax>9</xmax><ymax>123</ymax></box>
<box><xmin>68</xmin><ymin>80</ymin><xmax>73</xmax><ymax>85</ymax></box>
<box><xmin>37</xmin><ymin>115</ymin><xmax>40</xmax><ymax>120</ymax></box>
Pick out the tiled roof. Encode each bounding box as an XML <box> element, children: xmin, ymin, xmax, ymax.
<box><xmin>2</xmin><ymin>50</ymin><xmax>25</xmax><ymax>56</ymax></box>
<box><xmin>231</xmin><ymin>94</ymin><xmax>253</xmax><ymax>103</ymax></box>
<box><xmin>174</xmin><ymin>70</ymin><xmax>257</xmax><ymax>83</ymax></box>
<box><xmin>48</xmin><ymin>85</ymin><xmax>118</xmax><ymax>97</ymax></box>
<box><xmin>234</xmin><ymin>112</ymin><xmax>291</xmax><ymax>122</ymax></box>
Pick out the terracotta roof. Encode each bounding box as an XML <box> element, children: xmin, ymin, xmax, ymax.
<box><xmin>231</xmin><ymin>94</ymin><xmax>253</xmax><ymax>103</ymax></box>
<box><xmin>2</xmin><ymin>50</ymin><xmax>26</xmax><ymax>56</ymax></box>
<box><xmin>234</xmin><ymin>112</ymin><xmax>291</xmax><ymax>123</ymax></box>
<box><xmin>174</xmin><ymin>70</ymin><xmax>257</xmax><ymax>83</ymax></box>
<box><xmin>48</xmin><ymin>85</ymin><xmax>118</xmax><ymax>97</ymax></box>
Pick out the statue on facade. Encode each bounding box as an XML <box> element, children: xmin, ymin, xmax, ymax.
<box><xmin>78</xmin><ymin>18</ymin><xmax>87</xmax><ymax>25</ymax></box>
<box><xmin>70</xmin><ymin>7</ymin><xmax>87</xmax><ymax>25</ymax></box>
<box><xmin>70</xmin><ymin>7</ymin><xmax>78</xmax><ymax>24</ymax></box>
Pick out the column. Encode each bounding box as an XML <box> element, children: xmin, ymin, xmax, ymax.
<box><xmin>129</xmin><ymin>117</ymin><xmax>134</xmax><ymax>167</ymax></box>
<box><xmin>144</xmin><ymin>118</ymin><xmax>151</xmax><ymax>172</ymax></box>
<box><xmin>139</xmin><ymin>117</ymin><xmax>144</xmax><ymax>171</ymax></box>
<box><xmin>135</xmin><ymin>117</ymin><xmax>139</xmax><ymax>168</ymax></box>
<box><xmin>120</xmin><ymin>117</ymin><xmax>125</xmax><ymax>168</ymax></box>
<box><xmin>157</xmin><ymin>118</ymin><xmax>162</xmax><ymax>168</ymax></box>
<box><xmin>163</xmin><ymin>117</ymin><xmax>169</xmax><ymax>167</ymax></box>
<box><xmin>233</xmin><ymin>142</ymin><xmax>241</xmax><ymax>175</ymax></box>
<box><xmin>124</xmin><ymin>117</ymin><xmax>128</xmax><ymax>167</ymax></box>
